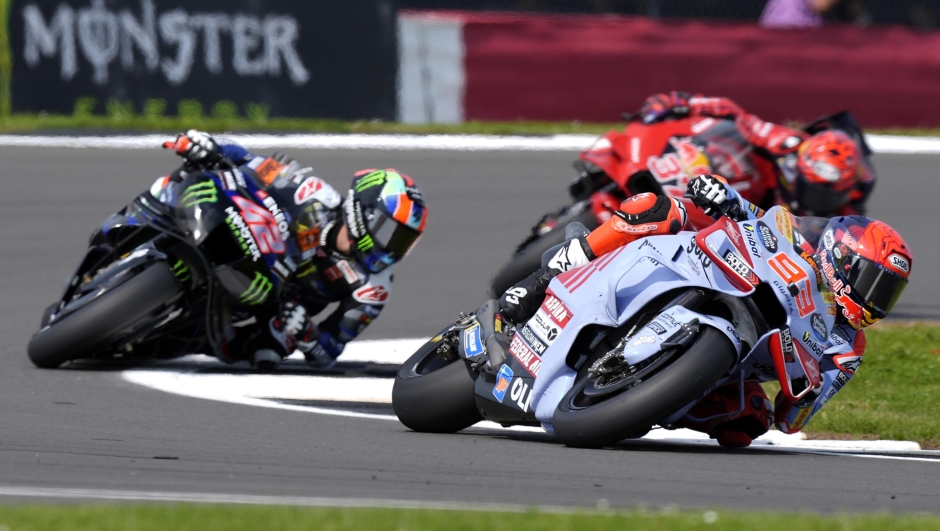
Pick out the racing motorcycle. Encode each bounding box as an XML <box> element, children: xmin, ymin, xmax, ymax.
<box><xmin>489</xmin><ymin>111</ymin><xmax>872</xmax><ymax>298</ymax></box>
<box><xmin>394</xmin><ymin>208</ymin><xmax>850</xmax><ymax>447</ymax></box>
<box><xmin>27</xmin><ymin>152</ymin><xmax>299</xmax><ymax>368</ymax></box>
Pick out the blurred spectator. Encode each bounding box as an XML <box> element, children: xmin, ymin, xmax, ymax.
<box><xmin>760</xmin><ymin>0</ymin><xmax>839</xmax><ymax>28</ymax></box>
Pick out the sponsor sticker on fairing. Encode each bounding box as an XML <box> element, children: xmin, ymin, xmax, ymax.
<box><xmin>510</xmin><ymin>377</ymin><xmax>534</xmax><ymax>413</ymax></box>
<box><xmin>810</xmin><ymin>313</ymin><xmax>828</xmax><ymax>341</ymax></box>
<box><xmin>463</xmin><ymin>324</ymin><xmax>485</xmax><ymax>358</ymax></box>
<box><xmin>780</xmin><ymin>327</ymin><xmax>795</xmax><ymax>363</ymax></box>
<box><xmin>541</xmin><ymin>293</ymin><xmax>572</xmax><ymax>327</ymax></box>
<box><xmin>492</xmin><ymin>365</ymin><xmax>513</xmax><ymax>402</ymax></box>
<box><xmin>756</xmin><ymin>221</ymin><xmax>778</xmax><ymax>253</ymax></box>
<box><xmin>529</xmin><ymin>310</ymin><xmax>559</xmax><ymax>344</ymax></box>
<box><xmin>742</xmin><ymin>223</ymin><xmax>762</xmax><ymax>259</ymax></box>
<box><xmin>509</xmin><ymin>334</ymin><xmax>542</xmax><ymax>377</ymax></box>
<box><xmin>519</xmin><ymin>325</ymin><xmax>547</xmax><ymax>354</ymax></box>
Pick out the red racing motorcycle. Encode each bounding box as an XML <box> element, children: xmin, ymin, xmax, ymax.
<box><xmin>489</xmin><ymin>115</ymin><xmax>773</xmax><ymax>296</ymax></box>
<box><xmin>489</xmin><ymin>111</ymin><xmax>871</xmax><ymax>297</ymax></box>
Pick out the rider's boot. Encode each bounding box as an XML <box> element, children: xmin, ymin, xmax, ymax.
<box><xmin>500</xmin><ymin>231</ymin><xmax>594</xmax><ymax>325</ymax></box>
<box><xmin>500</xmin><ymin>193</ymin><xmax>687</xmax><ymax>326</ymax></box>
<box><xmin>677</xmin><ymin>381</ymin><xmax>773</xmax><ymax>448</ymax></box>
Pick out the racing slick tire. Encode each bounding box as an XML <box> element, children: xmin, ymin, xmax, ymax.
<box><xmin>393</xmin><ymin>332</ymin><xmax>482</xmax><ymax>433</ymax></box>
<box><xmin>489</xmin><ymin>209</ymin><xmax>597</xmax><ymax>297</ymax></box>
<box><xmin>553</xmin><ymin>326</ymin><xmax>736</xmax><ymax>448</ymax></box>
<box><xmin>27</xmin><ymin>262</ymin><xmax>183</xmax><ymax>369</ymax></box>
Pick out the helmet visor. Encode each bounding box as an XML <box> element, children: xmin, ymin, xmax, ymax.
<box><xmin>367</xmin><ymin>208</ymin><xmax>422</xmax><ymax>260</ymax></box>
<box><xmin>842</xmin><ymin>255</ymin><xmax>908</xmax><ymax>317</ymax></box>
<box><xmin>798</xmin><ymin>181</ymin><xmax>851</xmax><ymax>215</ymax></box>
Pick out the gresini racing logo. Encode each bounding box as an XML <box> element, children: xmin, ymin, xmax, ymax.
<box><xmin>22</xmin><ymin>0</ymin><xmax>310</xmax><ymax>86</ymax></box>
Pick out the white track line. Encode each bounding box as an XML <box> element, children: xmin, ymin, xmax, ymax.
<box><xmin>0</xmin><ymin>133</ymin><xmax>937</xmax><ymax>153</ymax></box>
<box><xmin>0</xmin><ymin>485</ymin><xmax>554</xmax><ymax>511</ymax></box>
<box><xmin>122</xmin><ymin>338</ymin><xmax>934</xmax><ymax>458</ymax></box>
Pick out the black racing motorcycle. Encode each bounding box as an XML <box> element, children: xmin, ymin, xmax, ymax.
<box><xmin>27</xmin><ymin>154</ymin><xmax>300</xmax><ymax>368</ymax></box>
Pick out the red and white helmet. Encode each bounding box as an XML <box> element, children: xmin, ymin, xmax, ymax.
<box><xmin>792</xmin><ymin>131</ymin><xmax>859</xmax><ymax>215</ymax></box>
<box><xmin>816</xmin><ymin>216</ymin><xmax>911</xmax><ymax>329</ymax></box>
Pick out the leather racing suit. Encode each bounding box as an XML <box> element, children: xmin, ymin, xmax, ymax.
<box><xmin>151</xmin><ymin>138</ymin><xmax>392</xmax><ymax>368</ymax></box>
<box><xmin>641</xmin><ymin>93</ymin><xmax>876</xmax><ymax>216</ymax></box>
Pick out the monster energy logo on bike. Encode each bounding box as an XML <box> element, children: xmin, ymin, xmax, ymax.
<box><xmin>180</xmin><ymin>181</ymin><xmax>217</xmax><ymax>207</ymax></box>
<box><xmin>224</xmin><ymin>206</ymin><xmax>262</xmax><ymax>262</ymax></box>
<box><xmin>172</xmin><ymin>259</ymin><xmax>190</xmax><ymax>283</ymax></box>
<box><xmin>239</xmin><ymin>272</ymin><xmax>273</xmax><ymax>306</ymax></box>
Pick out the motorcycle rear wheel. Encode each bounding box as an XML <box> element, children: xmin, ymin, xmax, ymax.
<box><xmin>27</xmin><ymin>262</ymin><xmax>183</xmax><ymax>369</ymax></box>
<box><xmin>392</xmin><ymin>329</ymin><xmax>482</xmax><ymax>433</ymax></box>
<box><xmin>553</xmin><ymin>327</ymin><xmax>736</xmax><ymax>448</ymax></box>
<box><xmin>489</xmin><ymin>209</ymin><xmax>597</xmax><ymax>297</ymax></box>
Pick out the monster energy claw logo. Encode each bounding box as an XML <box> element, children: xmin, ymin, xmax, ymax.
<box><xmin>354</xmin><ymin>171</ymin><xmax>386</xmax><ymax>192</ymax></box>
<box><xmin>180</xmin><ymin>181</ymin><xmax>217</xmax><ymax>207</ymax></box>
<box><xmin>239</xmin><ymin>272</ymin><xmax>273</xmax><ymax>306</ymax></box>
<box><xmin>172</xmin><ymin>259</ymin><xmax>191</xmax><ymax>283</ymax></box>
<box><xmin>357</xmin><ymin>234</ymin><xmax>374</xmax><ymax>252</ymax></box>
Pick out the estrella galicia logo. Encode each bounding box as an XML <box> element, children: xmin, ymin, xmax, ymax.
<box><xmin>647</xmin><ymin>321</ymin><xmax>667</xmax><ymax>335</ymax></box>
<box><xmin>463</xmin><ymin>324</ymin><xmax>485</xmax><ymax>358</ymax></box>
<box><xmin>757</xmin><ymin>221</ymin><xmax>778</xmax><ymax>253</ymax></box>
<box><xmin>810</xmin><ymin>313</ymin><xmax>828</xmax><ymax>341</ymax></box>
<box><xmin>492</xmin><ymin>365</ymin><xmax>514</xmax><ymax>402</ymax></box>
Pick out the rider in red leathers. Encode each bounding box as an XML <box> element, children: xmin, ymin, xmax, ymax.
<box><xmin>500</xmin><ymin>174</ymin><xmax>911</xmax><ymax>447</ymax></box>
<box><xmin>638</xmin><ymin>92</ymin><xmax>876</xmax><ymax>217</ymax></box>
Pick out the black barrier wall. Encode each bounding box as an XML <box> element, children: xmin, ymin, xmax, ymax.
<box><xmin>10</xmin><ymin>0</ymin><xmax>399</xmax><ymax>119</ymax></box>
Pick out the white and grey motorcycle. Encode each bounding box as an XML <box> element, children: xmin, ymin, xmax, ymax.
<box><xmin>393</xmin><ymin>206</ymin><xmax>852</xmax><ymax>448</ymax></box>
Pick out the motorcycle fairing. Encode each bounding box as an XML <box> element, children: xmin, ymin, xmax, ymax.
<box><xmin>518</xmin><ymin>231</ymin><xmax>751</xmax><ymax>424</ymax></box>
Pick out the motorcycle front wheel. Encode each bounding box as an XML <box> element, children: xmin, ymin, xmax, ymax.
<box><xmin>27</xmin><ymin>262</ymin><xmax>183</xmax><ymax>369</ymax></box>
<box><xmin>392</xmin><ymin>327</ymin><xmax>482</xmax><ymax>433</ymax></box>
<box><xmin>552</xmin><ymin>326</ymin><xmax>736</xmax><ymax>448</ymax></box>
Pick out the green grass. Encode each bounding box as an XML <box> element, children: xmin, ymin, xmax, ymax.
<box><xmin>0</xmin><ymin>112</ymin><xmax>621</xmax><ymax>135</ymax></box>
<box><xmin>801</xmin><ymin>322</ymin><xmax>940</xmax><ymax>448</ymax></box>
<box><xmin>1</xmin><ymin>505</ymin><xmax>940</xmax><ymax>531</ymax></box>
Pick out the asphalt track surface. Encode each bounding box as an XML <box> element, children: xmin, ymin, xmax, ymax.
<box><xmin>1</xmin><ymin>146</ymin><xmax>938</xmax><ymax>512</ymax></box>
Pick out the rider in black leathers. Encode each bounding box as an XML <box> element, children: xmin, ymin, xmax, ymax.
<box><xmin>154</xmin><ymin>130</ymin><xmax>428</xmax><ymax>369</ymax></box>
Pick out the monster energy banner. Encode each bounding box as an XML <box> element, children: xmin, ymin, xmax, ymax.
<box><xmin>9</xmin><ymin>0</ymin><xmax>399</xmax><ymax>119</ymax></box>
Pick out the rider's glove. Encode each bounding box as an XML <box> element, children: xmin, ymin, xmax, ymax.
<box><xmin>684</xmin><ymin>174</ymin><xmax>745</xmax><ymax>221</ymax></box>
<box><xmin>164</xmin><ymin>129</ymin><xmax>220</xmax><ymax>167</ymax></box>
<box><xmin>638</xmin><ymin>91</ymin><xmax>691</xmax><ymax>124</ymax></box>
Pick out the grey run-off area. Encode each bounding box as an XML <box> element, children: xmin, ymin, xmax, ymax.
<box><xmin>0</xmin><ymin>146</ymin><xmax>936</xmax><ymax>512</ymax></box>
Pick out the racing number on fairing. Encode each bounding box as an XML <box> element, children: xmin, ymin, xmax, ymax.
<box><xmin>231</xmin><ymin>196</ymin><xmax>286</xmax><ymax>254</ymax></box>
<box><xmin>768</xmin><ymin>253</ymin><xmax>815</xmax><ymax>317</ymax></box>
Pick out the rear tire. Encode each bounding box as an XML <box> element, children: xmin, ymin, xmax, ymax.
<box><xmin>489</xmin><ymin>209</ymin><xmax>597</xmax><ymax>297</ymax></box>
<box><xmin>553</xmin><ymin>327</ymin><xmax>736</xmax><ymax>448</ymax></box>
<box><xmin>27</xmin><ymin>262</ymin><xmax>183</xmax><ymax>369</ymax></box>
<box><xmin>392</xmin><ymin>332</ymin><xmax>482</xmax><ymax>433</ymax></box>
